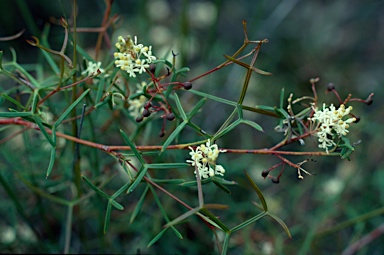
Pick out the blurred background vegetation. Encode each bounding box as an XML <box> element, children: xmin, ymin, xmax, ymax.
<box><xmin>0</xmin><ymin>0</ymin><xmax>383</xmax><ymax>254</ymax></box>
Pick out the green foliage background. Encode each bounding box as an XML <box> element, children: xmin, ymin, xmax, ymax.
<box><xmin>0</xmin><ymin>0</ymin><xmax>383</xmax><ymax>254</ymax></box>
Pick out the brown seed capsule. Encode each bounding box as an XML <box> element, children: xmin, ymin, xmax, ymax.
<box><xmin>183</xmin><ymin>82</ymin><xmax>192</xmax><ymax>90</ymax></box>
<box><xmin>142</xmin><ymin>109</ymin><xmax>151</xmax><ymax>117</ymax></box>
<box><xmin>159</xmin><ymin>131</ymin><xmax>165</xmax><ymax>137</ymax></box>
<box><xmin>272</xmin><ymin>177</ymin><xmax>280</xmax><ymax>184</ymax></box>
<box><xmin>365</xmin><ymin>98</ymin><xmax>373</xmax><ymax>105</ymax></box>
<box><xmin>149</xmin><ymin>63</ymin><xmax>156</xmax><ymax>73</ymax></box>
<box><xmin>261</xmin><ymin>170</ymin><xmax>269</xmax><ymax>178</ymax></box>
<box><xmin>327</xmin><ymin>83</ymin><xmax>335</xmax><ymax>91</ymax></box>
<box><xmin>166</xmin><ymin>113</ymin><xmax>175</xmax><ymax>121</ymax></box>
<box><xmin>135</xmin><ymin>116</ymin><xmax>144</xmax><ymax>123</ymax></box>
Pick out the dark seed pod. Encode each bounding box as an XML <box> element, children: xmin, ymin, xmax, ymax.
<box><xmin>159</xmin><ymin>131</ymin><xmax>165</xmax><ymax>137</ymax></box>
<box><xmin>183</xmin><ymin>82</ymin><xmax>192</xmax><ymax>90</ymax></box>
<box><xmin>149</xmin><ymin>63</ymin><xmax>156</xmax><ymax>74</ymax></box>
<box><xmin>135</xmin><ymin>116</ymin><xmax>144</xmax><ymax>123</ymax></box>
<box><xmin>365</xmin><ymin>98</ymin><xmax>373</xmax><ymax>105</ymax></box>
<box><xmin>142</xmin><ymin>109</ymin><xmax>151</xmax><ymax>117</ymax></box>
<box><xmin>272</xmin><ymin>177</ymin><xmax>280</xmax><ymax>184</ymax></box>
<box><xmin>166</xmin><ymin>113</ymin><xmax>175</xmax><ymax>121</ymax></box>
<box><xmin>354</xmin><ymin>116</ymin><xmax>360</xmax><ymax>123</ymax></box>
<box><xmin>327</xmin><ymin>83</ymin><xmax>335</xmax><ymax>91</ymax></box>
<box><xmin>261</xmin><ymin>170</ymin><xmax>269</xmax><ymax>178</ymax></box>
<box><xmin>144</xmin><ymin>101</ymin><xmax>152</xmax><ymax>109</ymax></box>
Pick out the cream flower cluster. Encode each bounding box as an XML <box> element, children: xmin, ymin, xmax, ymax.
<box><xmin>114</xmin><ymin>36</ymin><xmax>156</xmax><ymax>77</ymax></box>
<box><xmin>309</xmin><ymin>104</ymin><xmax>356</xmax><ymax>152</ymax></box>
<box><xmin>128</xmin><ymin>82</ymin><xmax>148</xmax><ymax>118</ymax></box>
<box><xmin>186</xmin><ymin>139</ymin><xmax>227</xmax><ymax>179</ymax></box>
<box><xmin>82</xmin><ymin>61</ymin><xmax>104</xmax><ymax>76</ymax></box>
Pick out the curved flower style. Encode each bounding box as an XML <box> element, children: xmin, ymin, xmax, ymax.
<box><xmin>186</xmin><ymin>139</ymin><xmax>227</xmax><ymax>179</ymax></box>
<box><xmin>309</xmin><ymin>103</ymin><xmax>356</xmax><ymax>152</ymax></box>
<box><xmin>114</xmin><ymin>36</ymin><xmax>157</xmax><ymax>77</ymax></box>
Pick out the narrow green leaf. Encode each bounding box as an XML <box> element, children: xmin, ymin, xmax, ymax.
<box><xmin>40</xmin><ymin>24</ymin><xmax>60</xmax><ymax>74</ymax></box>
<box><xmin>81</xmin><ymin>175</ymin><xmax>111</xmax><ymax>200</ymax></box>
<box><xmin>200</xmin><ymin>208</ymin><xmax>230</xmax><ymax>232</ymax></box>
<box><xmin>32</xmin><ymin>115</ymin><xmax>54</xmax><ymax>146</ymax></box>
<box><xmin>147</xmin><ymin>228</ymin><xmax>168</xmax><ymax>248</ymax></box>
<box><xmin>221</xmin><ymin>233</ymin><xmax>231</xmax><ymax>255</ymax></box>
<box><xmin>213</xmin><ymin>180</ymin><xmax>231</xmax><ymax>194</ymax></box>
<box><xmin>173</xmin><ymin>93</ymin><xmax>187</xmax><ymax>121</ymax></box>
<box><xmin>187</xmin><ymin>98</ymin><xmax>206</xmax><ymax>118</ymax></box>
<box><xmin>147</xmin><ymin>163</ymin><xmax>189</xmax><ymax>169</ymax></box>
<box><xmin>127</xmin><ymin>166</ymin><xmax>148</xmax><ymax>193</ymax></box>
<box><xmin>147</xmin><ymin>183</ymin><xmax>183</xmax><ymax>240</ymax></box>
<box><xmin>224</xmin><ymin>54</ymin><xmax>272</xmax><ymax>75</ymax></box>
<box><xmin>110</xmin><ymin>199</ymin><xmax>124</xmax><ymax>210</ymax></box>
<box><xmin>188</xmin><ymin>89</ymin><xmax>237</xmax><ymax>106</ymax></box>
<box><xmin>95</xmin><ymin>76</ymin><xmax>105</xmax><ymax>103</ymax></box>
<box><xmin>0</xmin><ymin>111</ymin><xmax>32</xmax><ymax>117</ymax></box>
<box><xmin>17</xmin><ymin>174</ymin><xmax>69</xmax><ymax>206</ymax></box>
<box><xmin>130</xmin><ymin>185</ymin><xmax>149</xmax><ymax>224</ymax></box>
<box><xmin>275</xmin><ymin>107</ymin><xmax>290</xmax><ymax>119</ymax></box>
<box><xmin>75</xmin><ymin>43</ymin><xmax>94</xmax><ymax>62</ymax></box>
<box><xmin>103</xmin><ymin>202</ymin><xmax>112</xmax><ymax>234</ymax></box>
<box><xmin>244</xmin><ymin>170</ymin><xmax>268</xmax><ymax>211</ymax></box>
<box><xmin>161</xmin><ymin>121</ymin><xmax>187</xmax><ymax>153</ymax></box>
<box><xmin>1</xmin><ymin>93</ymin><xmax>26</xmax><ymax>109</ymax></box>
<box><xmin>279</xmin><ymin>87</ymin><xmax>285</xmax><ymax>109</ymax></box>
<box><xmin>212</xmin><ymin>176</ymin><xmax>238</xmax><ymax>185</ymax></box>
<box><xmin>175</xmin><ymin>67</ymin><xmax>190</xmax><ymax>75</ymax></box>
<box><xmin>213</xmin><ymin>119</ymin><xmax>241</xmax><ymax>140</ymax></box>
<box><xmin>111</xmin><ymin>181</ymin><xmax>131</xmax><ymax>199</ymax></box>
<box><xmin>267</xmin><ymin>212</ymin><xmax>292</xmax><ymax>238</ymax></box>
<box><xmin>120</xmin><ymin>129</ymin><xmax>146</xmax><ymax>166</ymax></box>
<box><xmin>179</xmin><ymin>178</ymin><xmax>213</xmax><ymax>187</ymax></box>
<box><xmin>230</xmin><ymin>211</ymin><xmax>267</xmax><ymax>233</ymax></box>
<box><xmin>31</xmin><ymin>90</ymin><xmax>39</xmax><ymax>113</ymax></box>
<box><xmin>164</xmin><ymin>207</ymin><xmax>201</xmax><ymax>228</ymax></box>
<box><xmin>149</xmin><ymin>178</ymin><xmax>185</xmax><ymax>184</ymax></box>
<box><xmin>53</xmin><ymin>88</ymin><xmax>90</xmax><ymax>128</ymax></box>
<box><xmin>240</xmin><ymin>119</ymin><xmax>263</xmax><ymax>132</ymax></box>
<box><xmin>45</xmin><ymin>147</ymin><xmax>56</xmax><ymax>177</ymax></box>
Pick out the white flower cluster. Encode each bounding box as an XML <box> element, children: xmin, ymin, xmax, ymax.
<box><xmin>128</xmin><ymin>82</ymin><xmax>148</xmax><ymax>118</ymax></box>
<box><xmin>186</xmin><ymin>139</ymin><xmax>227</xmax><ymax>179</ymax></box>
<box><xmin>82</xmin><ymin>61</ymin><xmax>104</xmax><ymax>76</ymax></box>
<box><xmin>114</xmin><ymin>36</ymin><xmax>156</xmax><ymax>77</ymax></box>
<box><xmin>309</xmin><ymin>104</ymin><xmax>356</xmax><ymax>152</ymax></box>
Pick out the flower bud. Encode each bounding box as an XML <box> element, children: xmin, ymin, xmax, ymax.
<box><xmin>166</xmin><ymin>113</ymin><xmax>175</xmax><ymax>121</ymax></box>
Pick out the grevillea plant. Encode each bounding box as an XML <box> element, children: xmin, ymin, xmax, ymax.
<box><xmin>0</xmin><ymin>6</ymin><xmax>374</xmax><ymax>254</ymax></box>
